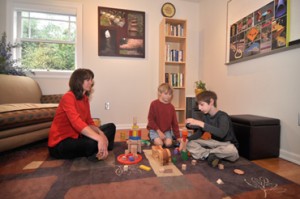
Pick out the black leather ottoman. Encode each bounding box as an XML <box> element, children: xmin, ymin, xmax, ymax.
<box><xmin>230</xmin><ymin>114</ymin><xmax>280</xmax><ymax>160</ymax></box>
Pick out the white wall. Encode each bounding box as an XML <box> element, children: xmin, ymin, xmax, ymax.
<box><xmin>0</xmin><ymin>0</ymin><xmax>200</xmax><ymax>128</ymax></box>
<box><xmin>78</xmin><ymin>0</ymin><xmax>200</xmax><ymax>128</ymax></box>
<box><xmin>0</xmin><ymin>0</ymin><xmax>6</xmax><ymax>34</ymax></box>
<box><xmin>199</xmin><ymin>0</ymin><xmax>300</xmax><ymax>164</ymax></box>
<box><xmin>2</xmin><ymin>0</ymin><xmax>299</xmax><ymax>165</ymax></box>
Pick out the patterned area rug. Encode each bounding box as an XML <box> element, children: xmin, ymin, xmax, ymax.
<box><xmin>0</xmin><ymin>140</ymin><xmax>300</xmax><ymax>199</ymax></box>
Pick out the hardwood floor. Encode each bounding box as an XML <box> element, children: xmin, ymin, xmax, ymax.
<box><xmin>252</xmin><ymin>158</ymin><xmax>300</xmax><ymax>185</ymax></box>
<box><xmin>115</xmin><ymin>129</ymin><xmax>300</xmax><ymax>185</ymax></box>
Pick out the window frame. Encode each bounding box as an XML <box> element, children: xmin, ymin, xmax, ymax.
<box><xmin>6</xmin><ymin>0</ymin><xmax>82</xmax><ymax>78</ymax></box>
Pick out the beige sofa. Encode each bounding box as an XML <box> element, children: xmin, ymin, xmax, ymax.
<box><xmin>0</xmin><ymin>74</ymin><xmax>62</xmax><ymax>153</ymax></box>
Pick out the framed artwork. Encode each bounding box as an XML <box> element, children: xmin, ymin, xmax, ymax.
<box><xmin>227</xmin><ymin>0</ymin><xmax>288</xmax><ymax>63</ymax></box>
<box><xmin>98</xmin><ymin>7</ymin><xmax>145</xmax><ymax>58</ymax></box>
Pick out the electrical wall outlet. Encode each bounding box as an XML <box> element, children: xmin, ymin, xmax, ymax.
<box><xmin>105</xmin><ymin>102</ymin><xmax>110</xmax><ymax>110</ymax></box>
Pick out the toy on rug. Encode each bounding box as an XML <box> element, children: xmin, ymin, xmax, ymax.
<box><xmin>234</xmin><ymin>169</ymin><xmax>245</xmax><ymax>175</ymax></box>
<box><xmin>117</xmin><ymin>152</ymin><xmax>142</xmax><ymax>165</ymax></box>
<box><xmin>141</xmin><ymin>139</ymin><xmax>151</xmax><ymax>146</ymax></box>
<box><xmin>119</xmin><ymin>131</ymin><xmax>126</xmax><ymax>141</ymax></box>
<box><xmin>139</xmin><ymin>165</ymin><xmax>151</xmax><ymax>171</ymax></box>
<box><xmin>191</xmin><ymin>159</ymin><xmax>197</xmax><ymax>166</ymax></box>
<box><xmin>152</xmin><ymin>145</ymin><xmax>171</xmax><ymax>166</ymax></box>
<box><xmin>179</xmin><ymin>130</ymin><xmax>189</xmax><ymax>161</ymax></box>
<box><xmin>127</xmin><ymin>117</ymin><xmax>142</xmax><ymax>153</ymax></box>
<box><xmin>117</xmin><ymin>117</ymin><xmax>143</xmax><ymax>165</ymax></box>
<box><xmin>218</xmin><ymin>163</ymin><xmax>225</xmax><ymax>170</ymax></box>
<box><xmin>201</xmin><ymin>132</ymin><xmax>212</xmax><ymax>140</ymax></box>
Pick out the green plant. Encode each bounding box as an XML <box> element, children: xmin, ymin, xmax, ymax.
<box><xmin>195</xmin><ymin>80</ymin><xmax>207</xmax><ymax>90</ymax></box>
<box><xmin>0</xmin><ymin>32</ymin><xmax>33</xmax><ymax>76</ymax></box>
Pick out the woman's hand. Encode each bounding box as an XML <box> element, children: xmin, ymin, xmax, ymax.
<box><xmin>96</xmin><ymin>136</ymin><xmax>108</xmax><ymax>160</ymax></box>
<box><xmin>100</xmin><ymin>131</ymin><xmax>109</xmax><ymax>146</ymax></box>
<box><xmin>81</xmin><ymin>126</ymin><xmax>109</xmax><ymax>160</ymax></box>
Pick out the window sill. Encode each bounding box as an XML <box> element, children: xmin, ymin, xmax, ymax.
<box><xmin>27</xmin><ymin>70</ymin><xmax>73</xmax><ymax>79</ymax></box>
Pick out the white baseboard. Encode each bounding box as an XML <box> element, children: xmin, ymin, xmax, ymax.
<box><xmin>279</xmin><ymin>149</ymin><xmax>300</xmax><ymax>165</ymax></box>
<box><xmin>116</xmin><ymin>123</ymin><xmax>147</xmax><ymax>130</ymax></box>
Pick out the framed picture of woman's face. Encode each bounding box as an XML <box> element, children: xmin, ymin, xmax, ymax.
<box><xmin>98</xmin><ymin>7</ymin><xmax>145</xmax><ymax>58</ymax></box>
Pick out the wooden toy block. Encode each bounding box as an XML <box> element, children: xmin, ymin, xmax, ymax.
<box><xmin>182</xmin><ymin>130</ymin><xmax>188</xmax><ymax>142</ymax></box>
<box><xmin>191</xmin><ymin>159</ymin><xmax>197</xmax><ymax>165</ymax></box>
<box><xmin>216</xmin><ymin>178</ymin><xmax>224</xmax><ymax>185</ymax></box>
<box><xmin>127</xmin><ymin>139</ymin><xmax>142</xmax><ymax>153</ymax></box>
<box><xmin>121</xmin><ymin>155</ymin><xmax>127</xmax><ymax>161</ymax></box>
<box><xmin>234</xmin><ymin>169</ymin><xmax>245</xmax><ymax>175</ymax></box>
<box><xmin>201</xmin><ymin>132</ymin><xmax>212</xmax><ymax>140</ymax></box>
<box><xmin>128</xmin><ymin>156</ymin><xmax>135</xmax><ymax>162</ymax></box>
<box><xmin>181</xmin><ymin>150</ymin><xmax>188</xmax><ymax>161</ymax></box>
<box><xmin>139</xmin><ymin>165</ymin><xmax>151</xmax><ymax>171</ymax></box>
<box><xmin>218</xmin><ymin>163</ymin><xmax>224</xmax><ymax>170</ymax></box>
<box><xmin>131</xmin><ymin>144</ymin><xmax>137</xmax><ymax>155</ymax></box>
<box><xmin>179</xmin><ymin>131</ymin><xmax>188</xmax><ymax>152</ymax></box>
<box><xmin>159</xmin><ymin>167</ymin><xmax>165</xmax><ymax>173</ymax></box>
<box><xmin>151</xmin><ymin>145</ymin><xmax>171</xmax><ymax>166</ymax></box>
<box><xmin>159</xmin><ymin>167</ymin><xmax>173</xmax><ymax>173</ymax></box>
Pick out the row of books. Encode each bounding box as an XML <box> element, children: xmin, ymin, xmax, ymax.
<box><xmin>165</xmin><ymin>73</ymin><xmax>184</xmax><ymax>87</ymax></box>
<box><xmin>166</xmin><ymin>45</ymin><xmax>183</xmax><ymax>62</ymax></box>
<box><xmin>165</xmin><ymin>23</ymin><xmax>184</xmax><ymax>37</ymax></box>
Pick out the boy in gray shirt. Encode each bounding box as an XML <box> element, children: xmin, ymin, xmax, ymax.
<box><xmin>184</xmin><ymin>91</ymin><xmax>239</xmax><ymax>167</ymax></box>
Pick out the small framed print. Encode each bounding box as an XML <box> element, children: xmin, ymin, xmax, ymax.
<box><xmin>98</xmin><ymin>7</ymin><xmax>145</xmax><ymax>58</ymax></box>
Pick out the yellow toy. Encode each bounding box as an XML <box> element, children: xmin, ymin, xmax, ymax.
<box><xmin>139</xmin><ymin>165</ymin><xmax>151</xmax><ymax>171</ymax></box>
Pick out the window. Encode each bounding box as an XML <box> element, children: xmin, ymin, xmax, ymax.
<box><xmin>17</xmin><ymin>11</ymin><xmax>76</xmax><ymax>71</ymax></box>
<box><xmin>7</xmin><ymin>0</ymin><xmax>82</xmax><ymax>76</ymax></box>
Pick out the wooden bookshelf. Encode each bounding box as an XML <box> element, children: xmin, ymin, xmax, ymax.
<box><xmin>159</xmin><ymin>18</ymin><xmax>187</xmax><ymax>126</ymax></box>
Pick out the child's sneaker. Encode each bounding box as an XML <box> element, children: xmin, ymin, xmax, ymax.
<box><xmin>207</xmin><ymin>154</ymin><xmax>220</xmax><ymax>168</ymax></box>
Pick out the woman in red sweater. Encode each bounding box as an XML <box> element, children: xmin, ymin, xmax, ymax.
<box><xmin>48</xmin><ymin>68</ymin><xmax>115</xmax><ymax>161</ymax></box>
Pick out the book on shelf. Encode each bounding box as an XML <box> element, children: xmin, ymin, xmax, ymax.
<box><xmin>166</xmin><ymin>44</ymin><xmax>170</xmax><ymax>61</ymax></box>
<box><xmin>165</xmin><ymin>23</ymin><xmax>184</xmax><ymax>37</ymax></box>
<box><xmin>165</xmin><ymin>73</ymin><xmax>169</xmax><ymax>83</ymax></box>
<box><xmin>165</xmin><ymin>47</ymin><xmax>184</xmax><ymax>62</ymax></box>
<box><xmin>179</xmin><ymin>50</ymin><xmax>183</xmax><ymax>62</ymax></box>
<box><xmin>165</xmin><ymin>73</ymin><xmax>184</xmax><ymax>87</ymax></box>
<box><xmin>173</xmin><ymin>50</ymin><xmax>177</xmax><ymax>62</ymax></box>
<box><xmin>179</xmin><ymin>73</ymin><xmax>183</xmax><ymax>87</ymax></box>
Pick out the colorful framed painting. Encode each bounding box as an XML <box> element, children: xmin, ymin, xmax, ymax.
<box><xmin>98</xmin><ymin>7</ymin><xmax>145</xmax><ymax>58</ymax></box>
<box><xmin>228</xmin><ymin>0</ymin><xmax>288</xmax><ymax>63</ymax></box>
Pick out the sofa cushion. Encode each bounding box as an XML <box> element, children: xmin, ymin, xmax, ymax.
<box><xmin>0</xmin><ymin>103</ymin><xmax>58</xmax><ymax>130</ymax></box>
<box><xmin>0</xmin><ymin>74</ymin><xmax>42</xmax><ymax>104</ymax></box>
<box><xmin>0</xmin><ymin>121</ymin><xmax>52</xmax><ymax>139</ymax></box>
<box><xmin>41</xmin><ymin>94</ymin><xmax>63</xmax><ymax>103</ymax></box>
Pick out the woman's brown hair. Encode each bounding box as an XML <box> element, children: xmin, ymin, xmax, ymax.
<box><xmin>69</xmin><ymin>68</ymin><xmax>94</xmax><ymax>100</ymax></box>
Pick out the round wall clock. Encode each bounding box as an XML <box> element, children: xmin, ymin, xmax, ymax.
<box><xmin>161</xmin><ymin>2</ymin><xmax>176</xmax><ymax>18</ymax></box>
